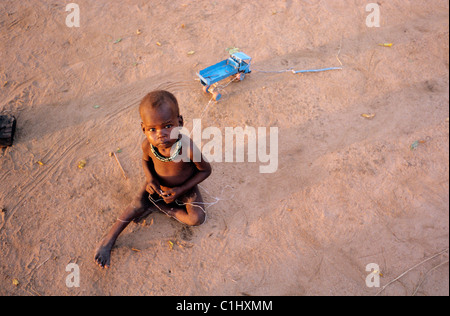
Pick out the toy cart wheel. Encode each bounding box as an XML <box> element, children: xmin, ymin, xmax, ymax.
<box><xmin>202</xmin><ymin>85</ymin><xmax>211</xmax><ymax>93</ymax></box>
<box><xmin>212</xmin><ymin>91</ymin><xmax>222</xmax><ymax>101</ymax></box>
<box><xmin>236</xmin><ymin>73</ymin><xmax>245</xmax><ymax>81</ymax></box>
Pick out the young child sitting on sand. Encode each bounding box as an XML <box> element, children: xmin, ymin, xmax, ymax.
<box><xmin>94</xmin><ymin>90</ymin><xmax>212</xmax><ymax>269</ymax></box>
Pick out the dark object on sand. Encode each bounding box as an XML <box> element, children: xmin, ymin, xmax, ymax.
<box><xmin>0</xmin><ymin>115</ymin><xmax>16</xmax><ymax>148</ymax></box>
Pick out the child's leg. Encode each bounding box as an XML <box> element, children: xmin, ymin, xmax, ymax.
<box><xmin>94</xmin><ymin>186</ymin><xmax>152</xmax><ymax>269</ymax></box>
<box><xmin>156</xmin><ymin>186</ymin><xmax>206</xmax><ymax>226</ymax></box>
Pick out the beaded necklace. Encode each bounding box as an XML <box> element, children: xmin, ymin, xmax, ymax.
<box><xmin>150</xmin><ymin>140</ymin><xmax>182</xmax><ymax>162</ymax></box>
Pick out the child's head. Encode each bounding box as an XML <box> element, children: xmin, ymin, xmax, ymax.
<box><xmin>139</xmin><ymin>90</ymin><xmax>183</xmax><ymax>148</ymax></box>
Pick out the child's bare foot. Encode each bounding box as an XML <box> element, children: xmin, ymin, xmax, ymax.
<box><xmin>94</xmin><ymin>241</ymin><xmax>112</xmax><ymax>269</ymax></box>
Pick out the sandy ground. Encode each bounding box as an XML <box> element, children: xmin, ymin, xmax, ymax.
<box><xmin>0</xmin><ymin>0</ymin><xmax>449</xmax><ymax>296</ymax></box>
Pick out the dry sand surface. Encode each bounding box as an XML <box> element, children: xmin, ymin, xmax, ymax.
<box><xmin>1</xmin><ymin>0</ymin><xmax>449</xmax><ymax>296</ymax></box>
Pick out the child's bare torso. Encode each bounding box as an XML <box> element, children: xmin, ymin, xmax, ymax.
<box><xmin>143</xmin><ymin>139</ymin><xmax>196</xmax><ymax>188</ymax></box>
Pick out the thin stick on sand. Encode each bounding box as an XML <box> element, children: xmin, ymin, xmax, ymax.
<box><xmin>412</xmin><ymin>260</ymin><xmax>449</xmax><ymax>296</ymax></box>
<box><xmin>336</xmin><ymin>36</ymin><xmax>343</xmax><ymax>66</ymax></box>
<box><xmin>113</xmin><ymin>152</ymin><xmax>127</xmax><ymax>180</ymax></box>
<box><xmin>375</xmin><ymin>248</ymin><xmax>449</xmax><ymax>296</ymax></box>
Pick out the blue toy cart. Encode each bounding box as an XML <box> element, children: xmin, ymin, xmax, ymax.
<box><xmin>198</xmin><ymin>52</ymin><xmax>252</xmax><ymax>101</ymax></box>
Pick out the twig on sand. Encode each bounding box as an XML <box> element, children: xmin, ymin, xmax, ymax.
<box><xmin>113</xmin><ymin>152</ymin><xmax>127</xmax><ymax>180</ymax></box>
<box><xmin>336</xmin><ymin>36</ymin><xmax>343</xmax><ymax>66</ymax></box>
<box><xmin>23</xmin><ymin>255</ymin><xmax>51</xmax><ymax>296</ymax></box>
<box><xmin>375</xmin><ymin>248</ymin><xmax>449</xmax><ymax>296</ymax></box>
<box><xmin>34</xmin><ymin>256</ymin><xmax>51</xmax><ymax>271</ymax></box>
<box><xmin>24</xmin><ymin>285</ymin><xmax>42</xmax><ymax>296</ymax></box>
<box><xmin>412</xmin><ymin>260</ymin><xmax>449</xmax><ymax>296</ymax></box>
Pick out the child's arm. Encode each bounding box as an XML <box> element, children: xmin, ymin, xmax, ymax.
<box><xmin>161</xmin><ymin>139</ymin><xmax>211</xmax><ymax>203</ymax></box>
<box><xmin>142</xmin><ymin>140</ymin><xmax>161</xmax><ymax>195</ymax></box>
<box><xmin>178</xmin><ymin>158</ymin><xmax>211</xmax><ymax>195</ymax></box>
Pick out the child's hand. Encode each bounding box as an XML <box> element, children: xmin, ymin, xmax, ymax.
<box><xmin>160</xmin><ymin>187</ymin><xmax>184</xmax><ymax>204</ymax></box>
<box><xmin>146</xmin><ymin>179</ymin><xmax>161</xmax><ymax>195</ymax></box>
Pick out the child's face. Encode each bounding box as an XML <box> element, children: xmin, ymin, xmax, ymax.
<box><xmin>141</xmin><ymin>103</ymin><xmax>182</xmax><ymax>149</ymax></box>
